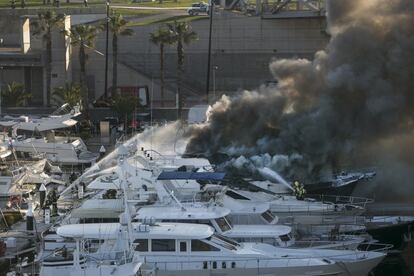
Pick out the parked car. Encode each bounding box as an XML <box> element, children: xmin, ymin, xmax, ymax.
<box><xmin>187</xmin><ymin>2</ymin><xmax>209</xmax><ymax>15</ymax></box>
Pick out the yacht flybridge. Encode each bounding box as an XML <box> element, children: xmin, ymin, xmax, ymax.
<box><xmin>40</xmin><ymin>217</ymin><xmax>142</xmax><ymax>276</ymax></box>
<box><xmin>135</xmin><ymin>204</ymin><xmax>296</xmax><ymax>248</ymax></box>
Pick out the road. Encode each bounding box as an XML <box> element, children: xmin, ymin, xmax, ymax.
<box><xmin>112</xmin><ymin>5</ymin><xmax>188</xmax><ymax>10</ymax></box>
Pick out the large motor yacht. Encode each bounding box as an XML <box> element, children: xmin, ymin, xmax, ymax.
<box><xmin>51</xmin><ymin>222</ymin><xmax>386</xmax><ymax>276</ymax></box>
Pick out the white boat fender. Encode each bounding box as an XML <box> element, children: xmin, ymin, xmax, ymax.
<box><xmin>39</xmin><ymin>183</ymin><xmax>47</xmax><ymax>208</ymax></box>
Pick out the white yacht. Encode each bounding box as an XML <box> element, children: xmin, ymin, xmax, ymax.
<box><xmin>0</xmin><ymin>104</ymin><xmax>98</xmax><ymax>167</ymax></box>
<box><xmin>9</xmin><ymin>136</ymin><xmax>98</xmax><ymax>166</ymax></box>
<box><xmin>0</xmin><ymin>159</ymin><xmax>66</xmax><ymax>212</ymax></box>
<box><xmin>53</xmin><ymin>222</ymin><xmax>386</xmax><ymax>276</ymax></box>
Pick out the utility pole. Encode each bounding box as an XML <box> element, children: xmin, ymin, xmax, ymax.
<box><xmin>0</xmin><ymin>38</ymin><xmax>3</xmax><ymax>116</ymax></box>
<box><xmin>104</xmin><ymin>1</ymin><xmax>110</xmax><ymax>98</ymax></box>
<box><xmin>205</xmin><ymin>0</ymin><xmax>214</xmax><ymax>102</ymax></box>
<box><xmin>0</xmin><ymin>66</ymin><xmax>3</xmax><ymax>116</ymax></box>
<box><xmin>213</xmin><ymin>65</ymin><xmax>218</xmax><ymax>101</ymax></box>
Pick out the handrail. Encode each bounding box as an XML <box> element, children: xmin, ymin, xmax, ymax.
<box><xmin>306</xmin><ymin>194</ymin><xmax>374</xmax><ymax>207</ymax></box>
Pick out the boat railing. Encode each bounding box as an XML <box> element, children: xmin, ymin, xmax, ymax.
<box><xmin>306</xmin><ymin>194</ymin><xmax>374</xmax><ymax>209</ymax></box>
<box><xmin>357</xmin><ymin>242</ymin><xmax>394</xmax><ymax>252</ymax></box>
<box><xmin>139</xmin><ymin>149</ymin><xmax>178</xmax><ymax>166</ymax></box>
<box><xmin>291</xmin><ymin>238</ymin><xmax>358</xmax><ymax>249</ymax></box>
<box><xmin>83</xmin><ymin>250</ymin><xmax>134</xmax><ymax>266</ymax></box>
<box><xmin>270</xmin><ymin>199</ymin><xmax>366</xmax><ymax>217</ymax></box>
<box><xmin>288</xmin><ymin>220</ymin><xmax>366</xmax><ymax>233</ymax></box>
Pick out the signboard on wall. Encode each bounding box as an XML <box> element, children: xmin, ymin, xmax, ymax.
<box><xmin>100</xmin><ymin>121</ymin><xmax>110</xmax><ymax>144</ymax></box>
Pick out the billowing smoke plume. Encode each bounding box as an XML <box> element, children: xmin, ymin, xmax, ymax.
<box><xmin>185</xmin><ymin>0</ymin><xmax>414</xmax><ymax>187</ymax></box>
<box><xmin>135</xmin><ymin>122</ymin><xmax>189</xmax><ymax>155</ymax></box>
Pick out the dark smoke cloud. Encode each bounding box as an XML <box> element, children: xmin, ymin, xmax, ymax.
<box><xmin>185</xmin><ymin>0</ymin><xmax>414</xmax><ymax>185</ymax></box>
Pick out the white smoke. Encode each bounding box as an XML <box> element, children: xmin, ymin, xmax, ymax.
<box><xmin>134</xmin><ymin>121</ymin><xmax>189</xmax><ymax>155</ymax></box>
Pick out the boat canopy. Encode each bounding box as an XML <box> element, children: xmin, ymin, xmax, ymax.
<box><xmin>157</xmin><ymin>171</ymin><xmax>226</xmax><ymax>181</ymax></box>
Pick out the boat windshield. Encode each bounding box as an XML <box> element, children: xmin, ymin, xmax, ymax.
<box><xmin>209</xmin><ymin>234</ymin><xmax>239</xmax><ymax>251</ymax></box>
<box><xmin>225</xmin><ymin>190</ymin><xmax>250</xmax><ymax>200</ymax></box>
<box><xmin>261</xmin><ymin>210</ymin><xmax>276</xmax><ymax>223</ymax></box>
<box><xmin>279</xmin><ymin>234</ymin><xmax>291</xmax><ymax>242</ymax></box>
<box><xmin>215</xmin><ymin>216</ymin><xmax>232</xmax><ymax>232</ymax></box>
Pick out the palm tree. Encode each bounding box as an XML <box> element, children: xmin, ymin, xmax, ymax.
<box><xmin>111</xmin><ymin>95</ymin><xmax>139</xmax><ymax>134</ymax></box>
<box><xmin>66</xmin><ymin>24</ymin><xmax>100</xmax><ymax>117</ymax></box>
<box><xmin>107</xmin><ymin>13</ymin><xmax>134</xmax><ymax>97</ymax></box>
<box><xmin>53</xmin><ymin>81</ymin><xmax>82</xmax><ymax>107</ymax></box>
<box><xmin>1</xmin><ymin>82</ymin><xmax>31</xmax><ymax>107</ymax></box>
<box><xmin>31</xmin><ymin>11</ymin><xmax>65</xmax><ymax>106</ymax></box>
<box><xmin>167</xmin><ymin>21</ymin><xmax>198</xmax><ymax>120</ymax></box>
<box><xmin>150</xmin><ymin>26</ymin><xmax>174</xmax><ymax>107</ymax></box>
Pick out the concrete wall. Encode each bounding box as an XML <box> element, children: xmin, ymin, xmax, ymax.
<box><xmin>2</xmin><ymin>8</ymin><xmax>328</xmax><ymax>111</ymax></box>
<box><xmin>0</xmin><ymin>12</ymin><xmax>74</xmax><ymax>106</ymax></box>
<box><xmin>84</xmin><ymin>11</ymin><xmax>328</xmax><ymax>107</ymax></box>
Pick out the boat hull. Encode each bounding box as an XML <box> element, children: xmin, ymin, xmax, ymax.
<box><xmin>138</xmin><ymin>254</ymin><xmax>384</xmax><ymax>276</ymax></box>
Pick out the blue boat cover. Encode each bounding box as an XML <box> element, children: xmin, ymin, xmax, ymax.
<box><xmin>157</xmin><ymin>171</ymin><xmax>226</xmax><ymax>181</ymax></box>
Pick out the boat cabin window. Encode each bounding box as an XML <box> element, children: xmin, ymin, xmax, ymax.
<box><xmin>191</xmin><ymin>240</ymin><xmax>220</xmax><ymax>252</ymax></box>
<box><xmin>151</xmin><ymin>239</ymin><xmax>176</xmax><ymax>252</ymax></box>
<box><xmin>167</xmin><ymin>219</ymin><xmax>213</xmax><ymax>227</ymax></box>
<box><xmin>179</xmin><ymin>241</ymin><xmax>187</xmax><ymax>252</ymax></box>
<box><xmin>215</xmin><ymin>216</ymin><xmax>232</xmax><ymax>232</ymax></box>
<box><xmin>134</xmin><ymin>239</ymin><xmax>148</xmax><ymax>251</ymax></box>
<box><xmin>261</xmin><ymin>210</ymin><xmax>276</xmax><ymax>223</ymax></box>
<box><xmin>279</xmin><ymin>234</ymin><xmax>291</xmax><ymax>242</ymax></box>
<box><xmin>225</xmin><ymin>190</ymin><xmax>250</xmax><ymax>200</ymax></box>
<box><xmin>79</xmin><ymin>217</ymin><xmax>119</xmax><ymax>224</ymax></box>
<box><xmin>210</xmin><ymin>234</ymin><xmax>239</xmax><ymax>251</ymax></box>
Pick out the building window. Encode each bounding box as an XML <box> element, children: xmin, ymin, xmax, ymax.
<box><xmin>151</xmin><ymin>239</ymin><xmax>176</xmax><ymax>252</ymax></box>
<box><xmin>191</xmin><ymin>240</ymin><xmax>220</xmax><ymax>252</ymax></box>
<box><xmin>134</xmin><ymin>239</ymin><xmax>148</xmax><ymax>251</ymax></box>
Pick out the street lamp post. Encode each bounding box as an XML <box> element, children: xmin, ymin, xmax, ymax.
<box><xmin>213</xmin><ymin>65</ymin><xmax>218</xmax><ymax>102</ymax></box>
<box><xmin>205</xmin><ymin>0</ymin><xmax>214</xmax><ymax>101</ymax></box>
<box><xmin>104</xmin><ymin>1</ymin><xmax>110</xmax><ymax>98</ymax></box>
<box><xmin>0</xmin><ymin>66</ymin><xmax>3</xmax><ymax>116</ymax></box>
<box><xmin>0</xmin><ymin>38</ymin><xmax>3</xmax><ymax>116</ymax></box>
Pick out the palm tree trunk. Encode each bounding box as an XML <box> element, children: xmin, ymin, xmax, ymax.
<box><xmin>112</xmin><ymin>33</ymin><xmax>118</xmax><ymax>97</ymax></box>
<box><xmin>79</xmin><ymin>43</ymin><xmax>89</xmax><ymax>118</ymax></box>
<box><xmin>177</xmin><ymin>41</ymin><xmax>184</xmax><ymax>120</ymax></box>
<box><xmin>160</xmin><ymin>43</ymin><xmax>164</xmax><ymax>107</ymax></box>
<box><xmin>46</xmin><ymin>32</ymin><xmax>52</xmax><ymax>106</ymax></box>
